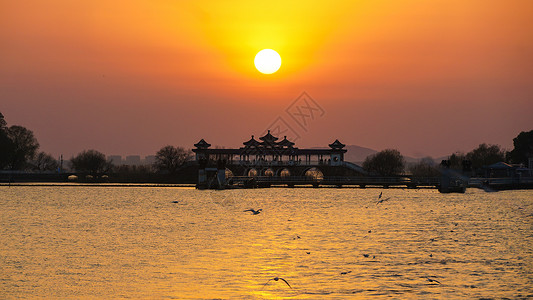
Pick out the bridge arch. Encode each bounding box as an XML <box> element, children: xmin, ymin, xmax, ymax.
<box><xmin>246</xmin><ymin>168</ymin><xmax>258</xmax><ymax>177</ymax></box>
<box><xmin>278</xmin><ymin>168</ymin><xmax>291</xmax><ymax>177</ymax></box>
<box><xmin>225</xmin><ymin>168</ymin><xmax>234</xmax><ymax>179</ymax></box>
<box><xmin>263</xmin><ymin>168</ymin><xmax>275</xmax><ymax>176</ymax></box>
<box><xmin>304</xmin><ymin>167</ymin><xmax>324</xmax><ymax>181</ymax></box>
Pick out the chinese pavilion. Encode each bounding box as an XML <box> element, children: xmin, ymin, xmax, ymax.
<box><xmin>193</xmin><ymin>131</ymin><xmax>365</xmax><ymax>189</ymax></box>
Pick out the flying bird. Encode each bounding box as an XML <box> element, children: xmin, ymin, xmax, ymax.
<box><xmin>376</xmin><ymin>197</ymin><xmax>391</xmax><ymax>204</ymax></box>
<box><xmin>243</xmin><ymin>209</ymin><xmax>262</xmax><ymax>215</ymax></box>
<box><xmin>425</xmin><ymin>277</ymin><xmax>441</xmax><ymax>284</ymax></box>
<box><xmin>340</xmin><ymin>271</ymin><xmax>352</xmax><ymax>275</ymax></box>
<box><xmin>262</xmin><ymin>277</ymin><xmax>292</xmax><ymax>289</ymax></box>
<box><xmin>378</xmin><ymin>192</ymin><xmax>382</xmax><ymax>199</ymax></box>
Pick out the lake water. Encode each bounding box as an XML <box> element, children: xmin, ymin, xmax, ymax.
<box><xmin>1</xmin><ymin>185</ymin><xmax>532</xmax><ymax>299</ymax></box>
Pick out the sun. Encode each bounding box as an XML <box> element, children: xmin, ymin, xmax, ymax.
<box><xmin>254</xmin><ymin>49</ymin><xmax>281</xmax><ymax>74</ymax></box>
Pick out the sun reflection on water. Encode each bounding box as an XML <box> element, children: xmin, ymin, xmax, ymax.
<box><xmin>0</xmin><ymin>186</ymin><xmax>532</xmax><ymax>298</ymax></box>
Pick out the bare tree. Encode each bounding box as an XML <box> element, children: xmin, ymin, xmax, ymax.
<box><xmin>0</xmin><ymin>112</ymin><xmax>7</xmax><ymax>130</ymax></box>
<box><xmin>446</xmin><ymin>152</ymin><xmax>466</xmax><ymax>169</ymax></box>
<box><xmin>154</xmin><ymin>145</ymin><xmax>192</xmax><ymax>174</ymax></box>
<box><xmin>70</xmin><ymin>150</ymin><xmax>112</xmax><ymax>175</ymax></box>
<box><xmin>32</xmin><ymin>152</ymin><xmax>59</xmax><ymax>172</ymax></box>
<box><xmin>6</xmin><ymin>125</ymin><xmax>39</xmax><ymax>170</ymax></box>
<box><xmin>0</xmin><ymin>112</ymin><xmax>13</xmax><ymax>169</ymax></box>
<box><xmin>409</xmin><ymin>157</ymin><xmax>440</xmax><ymax>177</ymax></box>
<box><xmin>363</xmin><ymin>149</ymin><xmax>405</xmax><ymax>176</ymax></box>
<box><xmin>466</xmin><ymin>143</ymin><xmax>505</xmax><ymax>170</ymax></box>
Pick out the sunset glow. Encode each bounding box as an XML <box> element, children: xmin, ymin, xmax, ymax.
<box><xmin>0</xmin><ymin>0</ymin><xmax>531</xmax><ymax>158</ymax></box>
<box><xmin>1</xmin><ymin>1</ymin><xmax>533</xmax><ymax>298</ymax></box>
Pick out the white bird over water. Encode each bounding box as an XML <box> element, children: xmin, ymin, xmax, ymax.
<box><xmin>243</xmin><ymin>208</ymin><xmax>262</xmax><ymax>215</ymax></box>
<box><xmin>262</xmin><ymin>277</ymin><xmax>292</xmax><ymax>289</ymax></box>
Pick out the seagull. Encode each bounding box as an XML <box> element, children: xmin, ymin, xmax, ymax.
<box><xmin>340</xmin><ymin>271</ymin><xmax>352</xmax><ymax>275</ymax></box>
<box><xmin>376</xmin><ymin>197</ymin><xmax>391</xmax><ymax>204</ymax></box>
<box><xmin>425</xmin><ymin>277</ymin><xmax>441</xmax><ymax>284</ymax></box>
<box><xmin>243</xmin><ymin>209</ymin><xmax>262</xmax><ymax>215</ymax></box>
<box><xmin>262</xmin><ymin>277</ymin><xmax>292</xmax><ymax>289</ymax></box>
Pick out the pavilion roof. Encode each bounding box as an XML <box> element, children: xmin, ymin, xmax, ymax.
<box><xmin>259</xmin><ymin>130</ymin><xmax>279</xmax><ymax>143</ymax></box>
<box><xmin>277</xmin><ymin>136</ymin><xmax>295</xmax><ymax>147</ymax></box>
<box><xmin>329</xmin><ymin>139</ymin><xmax>346</xmax><ymax>149</ymax></box>
<box><xmin>194</xmin><ymin>139</ymin><xmax>211</xmax><ymax>149</ymax></box>
<box><xmin>194</xmin><ymin>133</ymin><xmax>346</xmax><ymax>154</ymax></box>
<box><xmin>243</xmin><ymin>135</ymin><xmax>261</xmax><ymax>147</ymax></box>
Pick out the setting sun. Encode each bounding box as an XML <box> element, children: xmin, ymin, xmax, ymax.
<box><xmin>254</xmin><ymin>49</ymin><xmax>281</xmax><ymax>74</ymax></box>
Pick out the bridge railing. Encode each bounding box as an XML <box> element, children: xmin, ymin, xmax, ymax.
<box><xmin>468</xmin><ymin>177</ymin><xmax>533</xmax><ymax>186</ymax></box>
<box><xmin>236</xmin><ymin>160</ymin><xmax>333</xmax><ymax>167</ymax></box>
<box><xmin>226</xmin><ymin>175</ymin><xmax>533</xmax><ymax>188</ymax></box>
<box><xmin>229</xmin><ymin>176</ymin><xmax>441</xmax><ymax>185</ymax></box>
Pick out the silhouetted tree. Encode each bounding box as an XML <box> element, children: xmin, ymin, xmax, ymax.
<box><xmin>6</xmin><ymin>125</ymin><xmax>39</xmax><ymax>170</ymax></box>
<box><xmin>155</xmin><ymin>145</ymin><xmax>192</xmax><ymax>174</ymax></box>
<box><xmin>447</xmin><ymin>152</ymin><xmax>466</xmax><ymax>169</ymax></box>
<box><xmin>112</xmin><ymin>164</ymin><xmax>155</xmax><ymax>182</ymax></box>
<box><xmin>507</xmin><ymin>130</ymin><xmax>533</xmax><ymax>165</ymax></box>
<box><xmin>32</xmin><ymin>152</ymin><xmax>59</xmax><ymax>172</ymax></box>
<box><xmin>70</xmin><ymin>150</ymin><xmax>112</xmax><ymax>175</ymax></box>
<box><xmin>0</xmin><ymin>112</ymin><xmax>14</xmax><ymax>169</ymax></box>
<box><xmin>363</xmin><ymin>149</ymin><xmax>405</xmax><ymax>176</ymax></box>
<box><xmin>0</xmin><ymin>112</ymin><xmax>6</xmax><ymax>130</ymax></box>
<box><xmin>409</xmin><ymin>157</ymin><xmax>440</xmax><ymax>177</ymax></box>
<box><xmin>466</xmin><ymin>143</ymin><xmax>506</xmax><ymax>170</ymax></box>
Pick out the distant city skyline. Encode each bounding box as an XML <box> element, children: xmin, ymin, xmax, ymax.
<box><xmin>107</xmin><ymin>155</ymin><xmax>156</xmax><ymax>166</ymax></box>
<box><xmin>1</xmin><ymin>1</ymin><xmax>531</xmax><ymax>159</ymax></box>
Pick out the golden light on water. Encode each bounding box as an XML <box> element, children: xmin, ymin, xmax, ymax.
<box><xmin>1</xmin><ymin>186</ymin><xmax>532</xmax><ymax>298</ymax></box>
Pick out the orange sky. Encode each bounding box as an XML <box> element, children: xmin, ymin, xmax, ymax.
<box><xmin>1</xmin><ymin>0</ymin><xmax>532</xmax><ymax>159</ymax></box>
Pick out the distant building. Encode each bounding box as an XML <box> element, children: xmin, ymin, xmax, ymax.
<box><xmin>483</xmin><ymin>162</ymin><xmax>531</xmax><ymax>177</ymax></box>
<box><xmin>108</xmin><ymin>155</ymin><xmax>156</xmax><ymax>166</ymax></box>
<box><xmin>108</xmin><ymin>155</ymin><xmax>123</xmax><ymax>165</ymax></box>
<box><xmin>125</xmin><ymin>155</ymin><xmax>141</xmax><ymax>166</ymax></box>
<box><xmin>144</xmin><ymin>155</ymin><xmax>156</xmax><ymax>165</ymax></box>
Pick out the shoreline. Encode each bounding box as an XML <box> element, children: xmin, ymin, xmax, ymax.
<box><xmin>0</xmin><ymin>183</ymin><xmax>196</xmax><ymax>188</ymax></box>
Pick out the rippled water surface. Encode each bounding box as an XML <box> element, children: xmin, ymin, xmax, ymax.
<box><xmin>1</xmin><ymin>185</ymin><xmax>532</xmax><ymax>299</ymax></box>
